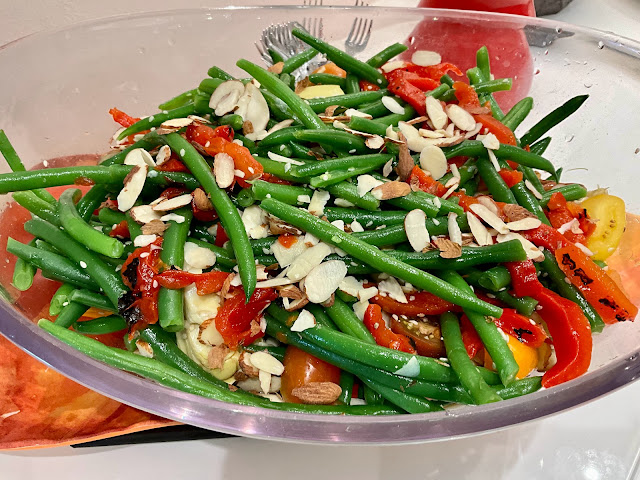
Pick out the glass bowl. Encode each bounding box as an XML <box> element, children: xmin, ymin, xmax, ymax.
<box><xmin>1</xmin><ymin>6</ymin><xmax>639</xmax><ymax>444</ymax></box>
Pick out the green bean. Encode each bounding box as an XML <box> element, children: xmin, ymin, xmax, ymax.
<box><xmin>471</xmin><ymin>49</ymin><xmax>505</xmax><ymax>120</ymax></box>
<box><xmin>478</xmin><ymin>266</ymin><xmax>512</xmax><ymax>292</ymax></box>
<box><xmin>473</xmin><ymin>78</ymin><xmax>513</xmax><ymax>95</ymax></box>
<box><xmin>98</xmin><ymin>207</ymin><xmax>126</xmax><ymax>227</ymax></box>
<box><xmin>326</xmin><ymin>181</ymin><xmax>380</xmax><ymax>211</ymax></box>
<box><xmin>7</xmin><ymin>238</ymin><xmax>100</xmax><ymax>291</ymax></box>
<box><xmin>440</xmin><ymin>74</ymin><xmax>454</xmax><ymax>87</ymax></box>
<box><xmin>494</xmin><ymin>376</ymin><xmax>542</xmax><ymax>399</ymax></box>
<box><xmin>261</xmin><ymin>198</ymin><xmax>501</xmax><ymax>317</ymax></box>
<box><xmin>309</xmin><ymin>162</ymin><xmax>390</xmax><ymax>189</ymax></box>
<box><xmin>11</xmin><ymin>191</ymin><xmax>59</xmax><ymax>225</ymax></box>
<box><xmin>267</xmin><ymin>49</ymin><xmax>285</xmax><ymax>65</ymax></box>
<box><xmin>24</xmin><ymin>218</ymin><xmax>126</xmax><ymax>307</ymax></box>
<box><xmin>124</xmin><ymin>210</ymin><xmax>142</xmax><ymax>241</ymax></box>
<box><xmin>363</xmin><ymin>378</ymin><xmax>442</xmax><ymax>413</ymax></box>
<box><xmin>76</xmin><ymin>185</ymin><xmax>109</xmax><ymax>222</ymax></box>
<box><xmin>440</xmin><ymin>159</ymin><xmax>478</xmax><ymax>187</ymax></box>
<box><xmin>207</xmin><ymin>66</ymin><xmax>234</xmax><ymax>81</ymax></box>
<box><xmin>278</xmin><ymin>72</ymin><xmax>295</xmax><ymax>90</ymax></box>
<box><xmin>306</xmin><ymin>90</ymin><xmax>388</xmax><ymax>114</ymax></box>
<box><xmin>157</xmin><ymin>208</ymin><xmax>192</xmax><ymax>332</ymax></box>
<box><xmin>388</xmin><ymin>190</ymin><xmax>462</xmax><ymax>217</ymax></box>
<box><xmin>441</xmin><ymin>271</ymin><xmax>518</xmax><ymax>386</ymax></box>
<box><xmin>165</xmin><ymin>133</ymin><xmax>255</xmax><ymax>300</ymax></box>
<box><xmin>305</xmin><ymin>304</ymin><xmax>338</xmax><ymax>329</ymax></box>
<box><xmin>11</xmin><ymin>237</ymin><xmax>37</xmax><ymax>291</ymax></box>
<box><xmin>237</xmin><ymin>59</ymin><xmax>325</xmax><ymax>130</ymax></box>
<box><xmin>253</xmin><ymin>156</ymin><xmax>308</xmax><ymax>183</ymax></box>
<box><xmin>309</xmin><ymin>73</ymin><xmax>347</xmax><ymax>88</ymax></box>
<box><xmin>259</xmin><ymin>126</ymin><xmax>304</xmax><ymax>147</ymax></box>
<box><xmin>357</xmin><ymin>100</ymin><xmax>391</xmax><ymax>118</ymax></box>
<box><xmin>116</xmin><ymin>104</ymin><xmax>196</xmax><ymax>140</ymax></box>
<box><xmin>529</xmin><ymin>137</ymin><xmax>552</xmax><ymax>156</ymax></box>
<box><xmin>347</xmin><ymin>116</ymin><xmax>389</xmax><ymax>136</ymax></box>
<box><xmin>199</xmin><ymin>78</ymin><xmax>225</xmax><ymax>95</ymax></box>
<box><xmin>338</xmin><ymin>371</ymin><xmax>355</xmax><ymax>404</ymax></box>
<box><xmin>324</xmin><ymin>207</ymin><xmax>407</xmax><ymax>228</ymax></box>
<box><xmin>374</xmin><ymin>104</ymin><xmax>417</xmax><ymax>128</ymax></box>
<box><xmin>440</xmin><ymin>312</ymin><xmax>502</xmax><ymax>404</ymax></box>
<box><xmin>235</xmin><ymin>188</ymin><xmax>255</xmax><ymax>208</ymax></box>
<box><xmin>511</xmin><ymin>182</ymin><xmax>551</xmax><ymax>225</ymax></box>
<box><xmin>40</xmin><ymin>319</ymin><xmax>397</xmax><ymax>415</ymax></box>
<box><xmin>251</xmin><ymin>179</ymin><xmax>313</xmax><ymax>205</ymax></box>
<box><xmin>281</xmin><ymin>47</ymin><xmax>318</xmax><ymax>74</ymax></box>
<box><xmin>325</xmin><ymin>297</ymin><xmax>375</xmax><ymax>343</ymax></box>
<box><xmin>443</xmin><ymin>141</ymin><xmax>556</xmax><ymax>175</ymax></box>
<box><xmin>541</xmin><ymin>250</ymin><xmax>605</xmax><ymax>333</ymax></box>
<box><xmin>58</xmin><ymin>189</ymin><xmax>125</xmax><ymax>259</ymax></box>
<box><xmin>294</xmin><ymin>153</ymin><xmax>393</xmax><ymax>179</ymax></box>
<box><xmin>464</xmin><ymin>268</ymin><xmax>538</xmax><ymax>316</ymax></box>
<box><xmin>427</xmin><ymin>84</ymin><xmax>452</xmax><ymax>100</ymax></box>
<box><xmin>539</xmin><ymin>184</ymin><xmax>588</xmax><ymax>207</ymax></box>
<box><xmin>344</xmin><ymin>74</ymin><xmax>360</xmax><ymax>94</ymax></box>
<box><xmin>69</xmin><ymin>289</ymin><xmax>116</xmax><ymax>312</ymax></box>
<box><xmin>73</xmin><ymin>315</ymin><xmax>127</xmax><ymax>335</ymax></box>
<box><xmin>366</xmin><ymin>42</ymin><xmax>408</xmax><ymax>68</ymax></box>
<box><xmin>476</xmin><ymin>157</ymin><xmax>517</xmax><ymax>204</ymax></box>
<box><xmin>219</xmin><ymin>114</ymin><xmax>244</xmax><ymax>131</ymax></box>
<box><xmin>54</xmin><ymin>302</ymin><xmax>89</xmax><ymax>328</ymax></box>
<box><xmin>292</xmin><ymin>28</ymin><xmax>387</xmax><ymax>86</ymax></box>
<box><xmin>294</xmin><ymin>129</ymin><xmax>370</xmax><ymax>154</ymax></box>
<box><xmin>48</xmin><ymin>284</ymin><xmax>77</xmax><ymax>316</ymax></box>
<box><xmin>287</xmin><ymin>141</ymin><xmax>315</xmax><ymax>160</ymax></box>
<box><xmin>258</xmin><ymin>88</ymin><xmax>300</xmax><ymax>123</ymax></box>
<box><xmin>158</xmin><ymin>88</ymin><xmax>197</xmax><ymax>110</ymax></box>
<box><xmin>475</xmin><ymin>46</ymin><xmax>491</xmax><ymax>81</ymax></box>
<box><xmin>520</xmin><ymin>95</ymin><xmax>588</xmax><ymax>147</ymax></box>
<box><xmin>502</xmin><ymin>97</ymin><xmax>534</xmax><ymax>132</ymax></box>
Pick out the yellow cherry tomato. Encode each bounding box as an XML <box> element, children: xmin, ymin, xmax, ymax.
<box><xmin>581</xmin><ymin>194</ymin><xmax>627</xmax><ymax>261</ymax></box>
<box><xmin>507</xmin><ymin>335</ymin><xmax>538</xmax><ymax>379</ymax></box>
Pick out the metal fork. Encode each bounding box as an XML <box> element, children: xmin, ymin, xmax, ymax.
<box><xmin>344</xmin><ymin>0</ymin><xmax>372</xmax><ymax>57</ymax></box>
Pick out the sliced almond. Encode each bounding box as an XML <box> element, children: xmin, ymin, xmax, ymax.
<box><xmin>433</xmin><ymin>237</ymin><xmax>462</xmax><ymax>259</ymax></box>
<box><xmin>259</xmin><ymin>370</ymin><xmax>272</xmax><ymax>394</ymax></box>
<box><xmin>304</xmin><ymin>260</ymin><xmax>348</xmax><ymax>304</ymax></box>
<box><xmin>381</xmin><ymin>96</ymin><xmax>405</xmax><ymax>115</ymax></box>
<box><xmin>160</xmin><ymin>213</ymin><xmax>186</xmax><ymax>223</ymax></box>
<box><xmin>503</xmin><ymin>204</ymin><xmax>537</xmax><ymax>222</ymax></box>
<box><xmin>207</xmin><ymin>344</ymin><xmax>230</xmax><ymax>370</ymax></box>
<box><xmin>266</xmin><ymin>119</ymin><xmax>295</xmax><ymax>135</ymax></box>
<box><xmin>324</xmin><ymin>105</ymin><xmax>340</xmax><ymax>116</ymax></box>
<box><xmin>357</xmin><ymin>174</ymin><xmax>384</xmax><ymax>197</ymax></box>
<box><xmin>278</xmin><ymin>284</ymin><xmax>306</xmax><ymax>300</ymax></box>
<box><xmin>239</xmin><ymin>351</ymin><xmax>259</xmax><ymax>377</ymax></box>
<box><xmin>124</xmin><ymin>148</ymin><xmax>155</xmax><ymax>167</ymax></box>
<box><xmin>220</xmin><ymin>273</ymin><xmax>234</xmax><ymax>299</ymax></box>
<box><xmin>271</xmin><ymin>236</ymin><xmax>308</xmax><ymax>268</ymax></box>
<box><xmin>209</xmin><ymin>80</ymin><xmax>244</xmax><ymax>116</ymax></box>
<box><xmin>467</xmin><ymin>212</ymin><xmax>493</xmax><ymax>246</ymax></box>
<box><xmin>477</xmin><ymin>196</ymin><xmax>500</xmax><ymax>216</ymax></box>
<box><xmin>398</xmin><ymin>121</ymin><xmax>430</xmax><ymax>152</ymax></box>
<box><xmin>192</xmin><ymin>188</ymin><xmax>213</xmax><ymax>211</ymax></box>
<box><xmin>411</xmin><ymin>50</ymin><xmax>442</xmax><ymax>67</ymax></box>
<box><xmin>250</xmin><ymin>351</ymin><xmax>285</xmax><ymax>376</ymax></box>
<box><xmin>365</xmin><ymin>135</ymin><xmax>385</xmax><ymax>150</ymax></box>
<box><xmin>255</xmin><ymin>278</ymin><xmax>295</xmax><ymax>288</ymax></box>
<box><xmin>130</xmin><ymin>205</ymin><xmax>162</xmax><ymax>224</ymax></box>
<box><xmin>117</xmin><ymin>165</ymin><xmax>147</xmax><ymax>212</ymax></box>
<box><xmin>445</xmin><ymin>104</ymin><xmax>477</xmax><ymax>132</ymax></box>
<box><xmin>155</xmin><ymin>145</ymin><xmax>172</xmax><ymax>166</ymax></box>
<box><xmin>267</xmin><ymin>61</ymin><xmax>285</xmax><ymax>74</ymax></box>
<box><xmin>378</xmin><ymin>276</ymin><xmax>407</xmax><ymax>303</ymax></box>
<box><xmin>292</xmin><ymin>382</ymin><xmax>342</xmax><ymax>405</ymax></box>
<box><xmin>291</xmin><ymin>309</ymin><xmax>316</xmax><ymax>332</ymax></box>
<box><xmin>497</xmin><ymin>232</ymin><xmax>544</xmax><ymax>261</ymax></box>
<box><xmin>404</xmin><ymin>209</ymin><xmax>430</xmax><ymax>253</ymax></box>
<box><xmin>268</xmin><ymin>216</ymin><xmax>302</xmax><ymax>236</ymax></box>
<box><xmin>287</xmin><ymin>243</ymin><xmax>332</xmax><ymax>282</ymax></box>
<box><xmin>308</xmin><ymin>190</ymin><xmax>331</xmax><ymax>216</ymax></box>
<box><xmin>419</xmin><ymin>129</ymin><xmax>445</xmax><ymax>139</ymax></box>
<box><xmin>241</xmin><ymin>205</ymin><xmax>269</xmax><ymax>239</ymax></box>
<box><xmin>371</xmin><ymin>181</ymin><xmax>411</xmax><ymax>200</ymax></box>
<box><xmin>381</xmin><ymin>60</ymin><xmax>406</xmax><ymax>73</ymax></box>
<box><xmin>506</xmin><ymin>218</ymin><xmax>543</xmax><ymax>231</ymax></box>
<box><xmin>395</xmin><ymin>131</ymin><xmax>414</xmax><ymax>181</ymax></box>
<box><xmin>464</xmin><ymin>122</ymin><xmax>483</xmax><ymax>139</ymax></box>
<box><xmin>213</xmin><ymin>152</ymin><xmax>235</xmax><ymax>189</ymax></box>
<box><xmin>236</xmin><ymin>83</ymin><xmax>270</xmax><ymax>135</ymax></box>
<box><xmin>425</xmin><ymin>96</ymin><xmax>448</xmax><ymax>130</ymax></box>
<box><xmin>184</xmin><ymin>242</ymin><xmax>217</xmax><ymax>270</ymax></box>
<box><xmin>448</xmin><ymin>212</ymin><xmax>463</xmax><ymax>246</ymax></box>
<box><xmin>406</xmin><ymin>116</ymin><xmax>429</xmax><ymax>126</ymax></box>
<box><xmin>242</xmin><ymin>120</ymin><xmax>254</xmax><ymax>135</ymax></box>
<box><xmin>344</xmin><ymin>108</ymin><xmax>372</xmax><ymax>119</ymax></box>
<box><xmin>160</xmin><ymin>117</ymin><xmax>194</xmax><ymax>129</ymax></box>
<box><xmin>141</xmin><ymin>219</ymin><xmax>168</xmax><ymax>236</ymax></box>
<box><xmin>152</xmin><ymin>193</ymin><xmax>193</xmax><ymax>212</ymax></box>
<box><xmin>480</xmin><ymin>132</ymin><xmax>500</xmax><ymax>150</ymax></box>
<box><xmin>419</xmin><ymin>145</ymin><xmax>447</xmax><ymax>180</ymax></box>
<box><xmin>525</xmin><ymin>180</ymin><xmax>544</xmax><ymax>200</ymax></box>
<box><xmin>469</xmin><ymin>203</ymin><xmax>509</xmax><ymax>234</ymax></box>
<box><xmin>284</xmin><ymin>296</ymin><xmax>309</xmax><ymax>312</ymax></box>
<box><xmin>133</xmin><ymin>234</ymin><xmax>157</xmax><ymax>248</ymax></box>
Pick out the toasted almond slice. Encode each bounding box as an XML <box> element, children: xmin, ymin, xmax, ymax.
<box><xmin>124</xmin><ymin>148</ymin><xmax>155</xmax><ymax>167</ymax></box>
<box><xmin>477</xmin><ymin>196</ymin><xmax>500</xmax><ymax>216</ymax></box>
<box><xmin>135</xmin><ymin>340</ymin><xmax>154</xmax><ymax>358</ymax></box>
<box><xmin>187</xmin><ymin>115</ymin><xmax>212</xmax><ymax>125</ymax></box>
<box><xmin>378</xmin><ymin>276</ymin><xmax>407</xmax><ymax>303</ymax></box>
<box><xmin>308</xmin><ymin>190</ymin><xmax>331</xmax><ymax>216</ymax></box>
<box><xmin>278</xmin><ymin>284</ymin><xmax>306</xmax><ymax>300</ymax></box>
<box><xmin>469</xmin><ymin>204</ymin><xmax>509</xmax><ymax>234</ymax></box>
<box><xmin>152</xmin><ymin>193</ymin><xmax>193</xmax><ymax>212</ymax></box>
<box><xmin>291</xmin><ymin>309</ymin><xmax>316</xmax><ymax>332</ymax></box>
<box><xmin>304</xmin><ymin>260</ymin><xmax>348</xmax><ymax>304</ymax></box>
<box><xmin>503</xmin><ymin>204</ymin><xmax>537</xmax><ymax>222</ymax></box>
<box><xmin>239</xmin><ymin>351</ymin><xmax>259</xmax><ymax>377</ymax></box>
<box><xmin>381</xmin><ymin>60</ymin><xmax>406</xmax><ymax>73</ymax></box>
<box><xmin>497</xmin><ymin>232</ymin><xmax>544</xmax><ymax>261</ymax></box>
<box><xmin>406</xmin><ymin>116</ymin><xmax>429</xmax><ymax>126</ymax></box>
<box><xmin>237</xmin><ymin>83</ymin><xmax>270</xmax><ymax>134</ymax></box>
<box><xmin>267</xmin><ymin>61</ymin><xmax>285</xmax><ymax>74</ymax></box>
<box><xmin>267</xmin><ymin>151</ymin><xmax>305</xmax><ymax>166</ymax></box>
<box><xmin>411</xmin><ymin>50</ymin><xmax>442</xmax><ymax>67</ymax></box>
<box><xmin>271</xmin><ymin>236</ymin><xmax>307</xmax><ymax>268</ymax></box>
<box><xmin>250</xmin><ymin>351</ymin><xmax>285</xmax><ymax>376</ymax></box>
<box><xmin>207</xmin><ymin>344</ymin><xmax>230</xmax><ymax>370</ymax></box>
<box><xmin>141</xmin><ymin>219</ymin><xmax>168</xmax><ymax>236</ymax></box>
<box><xmin>161</xmin><ymin>117</ymin><xmax>194</xmax><ymax>129</ymax></box>
<box><xmin>365</xmin><ymin>135</ymin><xmax>385</xmax><ymax>150</ymax></box>
<box><xmin>160</xmin><ymin>213</ymin><xmax>186</xmax><ymax>223</ymax></box>
<box><xmin>242</xmin><ymin>120</ymin><xmax>254</xmax><ymax>135</ymax></box>
<box><xmin>285</xmin><ymin>296</ymin><xmax>310</xmax><ymax>312</ymax></box>
<box><xmin>419</xmin><ymin>128</ymin><xmax>446</xmax><ymax>139</ymax></box>
<box><xmin>324</xmin><ymin>105</ymin><xmax>340</xmax><ymax>116</ymax></box>
<box><xmin>287</xmin><ymin>243</ymin><xmax>332</xmax><ymax>282</ymax></box>
<box><xmin>381</xmin><ymin>96</ymin><xmax>405</xmax><ymax>115</ymax></box>
<box><xmin>339</xmin><ymin>276</ymin><xmax>363</xmax><ymax>297</ymax></box>
<box><xmin>382</xmin><ymin>158</ymin><xmax>394</xmax><ymax>177</ymax></box>
<box><xmin>464</xmin><ymin>122</ymin><xmax>483</xmax><ymax>139</ymax></box>
<box><xmin>480</xmin><ymin>132</ymin><xmax>500</xmax><ymax>150</ymax></box>
<box><xmin>255</xmin><ymin>278</ymin><xmax>295</xmax><ymax>289</ymax></box>
<box><xmin>192</xmin><ymin>188</ymin><xmax>213</xmax><ymax>211</ymax></box>
<box><xmin>506</xmin><ymin>218</ymin><xmax>543</xmax><ymax>231</ymax></box>
<box><xmin>467</xmin><ymin>212</ymin><xmax>493</xmax><ymax>246</ymax></box>
<box><xmin>357</xmin><ymin>174</ymin><xmax>384</xmax><ymax>197</ymax></box>
<box><xmin>525</xmin><ymin>180</ymin><xmax>544</xmax><ymax>200</ymax></box>
<box><xmin>155</xmin><ymin>145</ymin><xmax>172</xmax><ymax>166</ymax></box>
<box><xmin>209</xmin><ymin>80</ymin><xmax>244</xmax><ymax>116</ymax></box>
<box><xmin>487</xmin><ymin>149</ymin><xmax>501</xmax><ymax>171</ymax></box>
<box><xmin>344</xmin><ymin>108</ymin><xmax>373</xmax><ymax>119</ymax></box>
<box><xmin>445</xmin><ymin>104</ymin><xmax>476</xmax><ymax>132</ymax></box>
<box><xmin>117</xmin><ymin>165</ymin><xmax>147</xmax><ymax>211</ymax></box>
<box><xmin>441</xmin><ymin>182</ymin><xmax>459</xmax><ymax>200</ymax></box>
<box><xmin>398</xmin><ymin>121</ymin><xmax>432</xmax><ymax>152</ymax></box>
<box><xmin>292</xmin><ymin>382</ymin><xmax>342</xmax><ymax>405</ymax></box>
<box><xmin>434</xmin><ymin>237</ymin><xmax>462</xmax><ymax>259</ymax></box>
<box><xmin>268</xmin><ymin>216</ymin><xmax>302</xmax><ymax>236</ymax></box>
<box><xmin>130</xmin><ymin>205</ymin><xmax>162</xmax><ymax>224</ymax></box>
<box><xmin>133</xmin><ymin>234</ymin><xmax>157</xmax><ymax>248</ymax></box>
<box><xmin>395</xmin><ymin>132</ymin><xmax>414</xmax><ymax>181</ymax></box>
<box><xmin>371</xmin><ymin>181</ymin><xmax>411</xmax><ymax>200</ymax></box>
<box><xmin>258</xmin><ymin>370</ymin><xmax>272</xmax><ymax>394</ymax></box>
<box><xmin>425</xmin><ymin>96</ymin><xmax>448</xmax><ymax>130</ymax></box>
<box><xmin>184</xmin><ymin>242</ymin><xmax>217</xmax><ymax>270</ymax></box>
<box><xmin>430</xmin><ymin>134</ymin><xmax>465</xmax><ymax>148</ymax></box>
<box><xmin>241</xmin><ymin>205</ymin><xmax>269</xmax><ymax>239</ymax></box>
<box><xmin>448</xmin><ymin>212</ymin><xmax>463</xmax><ymax>246</ymax></box>
<box><xmin>419</xmin><ymin>145</ymin><xmax>447</xmax><ymax>180</ymax></box>
<box><xmin>213</xmin><ymin>152</ymin><xmax>235</xmax><ymax>189</ymax></box>
<box><xmin>266</xmin><ymin>119</ymin><xmax>295</xmax><ymax>135</ymax></box>
<box><xmin>405</xmin><ymin>209</ymin><xmax>430</xmax><ymax>253</ymax></box>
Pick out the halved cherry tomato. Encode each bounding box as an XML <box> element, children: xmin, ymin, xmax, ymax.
<box><xmin>390</xmin><ymin>316</ymin><xmax>445</xmax><ymax>358</ymax></box>
<box><xmin>280</xmin><ymin>346</ymin><xmax>342</xmax><ymax>403</ymax></box>
<box><xmin>370</xmin><ymin>289</ymin><xmax>458</xmax><ymax>317</ymax></box>
<box><xmin>156</xmin><ymin>270</ymin><xmax>230</xmax><ymax>296</ymax></box>
<box><xmin>108</xmin><ymin>220</ymin><xmax>130</xmax><ymax>239</ymax></box>
<box><xmin>460</xmin><ymin>315</ymin><xmax>483</xmax><ymax>359</ymax></box>
<box><xmin>364</xmin><ymin>304</ymin><xmax>416</xmax><ymax>354</ymax></box>
<box><xmin>581</xmin><ymin>194</ymin><xmax>627</xmax><ymax>261</ymax></box>
<box><xmin>359</xmin><ymin>79</ymin><xmax>380</xmax><ymax>91</ymax></box>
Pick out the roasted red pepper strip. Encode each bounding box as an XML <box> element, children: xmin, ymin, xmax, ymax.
<box><xmin>506</xmin><ymin>260</ymin><xmax>592</xmax><ymax>386</ymax></box>
<box><xmin>155</xmin><ymin>157</ymin><xmax>191</xmax><ymax>173</ymax></box>
<box><xmin>405</xmin><ymin>166</ymin><xmax>480</xmax><ymax>211</ymax></box>
<box><xmin>473</xmin><ymin>114</ymin><xmax>517</xmax><ymax>146</ymax></box>
<box><xmin>498</xmin><ymin>169</ymin><xmax>523</xmax><ymax>189</ymax></box>
<box><xmin>156</xmin><ymin>270</ymin><xmax>230</xmax><ymax>296</ymax></box>
<box><xmin>215</xmin><ymin>288</ymin><xmax>277</xmax><ymax>348</ymax></box>
<box><xmin>460</xmin><ymin>315</ymin><xmax>483</xmax><ymax>359</ymax></box>
<box><xmin>555</xmin><ymin>244</ymin><xmax>638</xmax><ymax>323</ymax></box>
<box><xmin>214</xmin><ymin>223</ymin><xmax>229</xmax><ymax>247</ymax></box>
<box><xmin>370</xmin><ymin>289</ymin><xmax>458</xmax><ymax>317</ymax></box>
<box><xmin>404</xmin><ymin>62</ymin><xmax>463</xmax><ymax>80</ymax></box>
<box><xmin>109</xmin><ymin>108</ymin><xmax>140</xmax><ymax>128</ymax></box>
<box><xmin>494</xmin><ymin>308</ymin><xmax>547</xmax><ymax>347</ymax></box>
<box><xmin>546</xmin><ymin>192</ymin><xmax>592</xmax><ymax>244</ymax></box>
<box><xmin>363</xmin><ymin>304</ymin><xmax>416</xmax><ymax>354</ymax></box>
<box><xmin>388</xmin><ymin>77</ymin><xmax>428</xmax><ymax>116</ymax></box>
<box><xmin>520</xmin><ymin>224</ymin><xmax>569</xmax><ymax>253</ymax></box>
<box><xmin>186</xmin><ymin>124</ymin><xmax>263</xmax><ymax>181</ymax></box>
<box><xmin>453</xmin><ymin>81</ymin><xmax>481</xmax><ymax>108</ymax></box>
<box><xmin>108</xmin><ymin>220</ymin><xmax>130</xmax><ymax>239</ymax></box>
<box><xmin>359</xmin><ymin>79</ymin><xmax>380</xmax><ymax>91</ymax></box>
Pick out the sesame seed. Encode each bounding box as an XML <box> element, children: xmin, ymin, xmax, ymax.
<box><xmin>80</xmin><ymin>261</ymin><xmax>87</xmax><ymax>269</ymax></box>
<box><xmin>179</xmin><ymin>148</ymin><xmax>185</xmax><ymax>157</ymax></box>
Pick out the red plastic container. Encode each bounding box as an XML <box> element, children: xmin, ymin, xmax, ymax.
<box><xmin>418</xmin><ymin>0</ymin><xmax>535</xmax><ymax>16</ymax></box>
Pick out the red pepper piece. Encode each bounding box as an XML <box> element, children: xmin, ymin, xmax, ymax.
<box><xmin>370</xmin><ymin>289</ymin><xmax>458</xmax><ymax>317</ymax></box>
<box><xmin>159</xmin><ymin>186</ymin><xmax>189</xmax><ymax>199</ymax></box>
<box><xmin>214</xmin><ymin>223</ymin><xmax>229</xmax><ymax>248</ymax></box>
<box><xmin>155</xmin><ymin>157</ymin><xmax>191</xmax><ymax>173</ymax></box>
<box><xmin>404</xmin><ymin>62</ymin><xmax>464</xmax><ymax>80</ymax></box>
<box><xmin>460</xmin><ymin>315</ymin><xmax>483</xmax><ymax>359</ymax></box>
<box><xmin>494</xmin><ymin>308</ymin><xmax>547</xmax><ymax>348</ymax></box>
<box><xmin>505</xmin><ymin>260</ymin><xmax>541</xmax><ymax>297</ymax></box>
<box><xmin>520</xmin><ymin>224</ymin><xmax>570</xmax><ymax>253</ymax></box>
<box><xmin>156</xmin><ymin>270</ymin><xmax>231</xmax><ymax>296</ymax></box>
<box><xmin>215</xmin><ymin>288</ymin><xmax>277</xmax><ymax>348</ymax></box>
<box><xmin>406</xmin><ymin>165</ymin><xmax>448</xmax><ymax>196</ymax></box>
<box><xmin>388</xmin><ymin>77</ymin><xmax>428</xmax><ymax>116</ymax></box>
<box><xmin>546</xmin><ymin>192</ymin><xmax>590</xmax><ymax>244</ymax></box>
<box><xmin>363</xmin><ymin>304</ymin><xmax>416</xmax><ymax>354</ymax></box>
<box><xmin>453</xmin><ymin>81</ymin><xmax>481</xmax><ymax>109</ymax></box>
<box><xmin>108</xmin><ymin>220</ymin><xmax>130</xmax><ymax>239</ymax></box>
<box><xmin>498</xmin><ymin>169</ymin><xmax>523</xmax><ymax>188</ymax></box>
<box><xmin>359</xmin><ymin>79</ymin><xmax>380</xmax><ymax>91</ymax></box>
<box><xmin>108</xmin><ymin>108</ymin><xmax>140</xmax><ymax>128</ymax></box>
<box><xmin>473</xmin><ymin>114</ymin><xmax>517</xmax><ymax>146</ymax></box>
<box><xmin>555</xmin><ymin>243</ymin><xmax>638</xmax><ymax>323</ymax></box>
<box><xmin>277</xmin><ymin>234</ymin><xmax>298</xmax><ymax>248</ymax></box>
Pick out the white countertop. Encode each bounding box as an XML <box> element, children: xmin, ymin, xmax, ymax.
<box><xmin>2</xmin><ymin>1</ymin><xmax>640</xmax><ymax>478</ymax></box>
